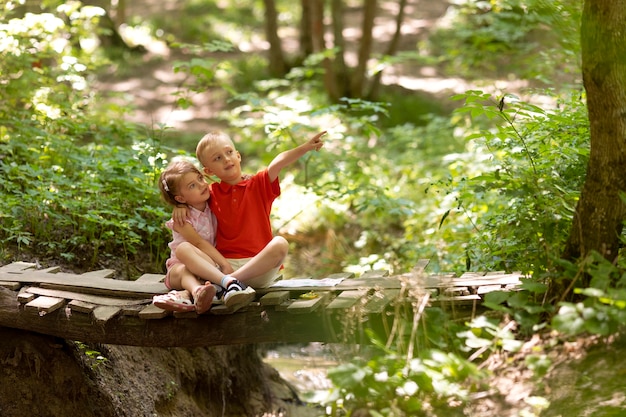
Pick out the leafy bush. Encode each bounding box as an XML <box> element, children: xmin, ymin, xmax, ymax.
<box><xmin>436</xmin><ymin>90</ymin><xmax>589</xmax><ymax>276</ymax></box>
<box><xmin>0</xmin><ymin>3</ymin><xmax>172</xmax><ymax>274</ymax></box>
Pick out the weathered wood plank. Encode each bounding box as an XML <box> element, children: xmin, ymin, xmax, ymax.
<box><xmin>326</xmin><ymin>290</ymin><xmax>367</xmax><ymax>310</ymax></box>
<box><xmin>0</xmin><ymin>262</ymin><xmax>36</xmax><ymax>273</ymax></box>
<box><xmin>24</xmin><ymin>287</ymin><xmax>152</xmax><ymax>307</ymax></box>
<box><xmin>24</xmin><ymin>296</ymin><xmax>65</xmax><ymax>315</ymax></box>
<box><xmin>81</xmin><ymin>269</ymin><xmax>116</xmax><ymax>278</ymax></box>
<box><xmin>138</xmin><ymin>304</ymin><xmax>169</xmax><ymax>319</ymax></box>
<box><xmin>93</xmin><ymin>306</ymin><xmax>122</xmax><ymax>323</ymax></box>
<box><xmin>135</xmin><ymin>273</ymin><xmax>166</xmax><ymax>283</ymax></box>
<box><xmin>68</xmin><ymin>299</ymin><xmax>96</xmax><ymax>314</ymax></box>
<box><xmin>287</xmin><ymin>293</ymin><xmax>329</xmax><ymax>314</ymax></box>
<box><xmin>39</xmin><ymin>266</ymin><xmax>62</xmax><ymax>274</ymax></box>
<box><xmin>0</xmin><ymin>281</ymin><xmax>21</xmax><ymax>290</ymax></box>
<box><xmin>360</xmin><ymin>269</ymin><xmax>389</xmax><ymax>278</ymax></box>
<box><xmin>325</xmin><ymin>272</ymin><xmax>356</xmax><ymax>279</ymax></box>
<box><xmin>260</xmin><ymin>291</ymin><xmax>291</xmax><ymax>306</ymax></box>
<box><xmin>336</xmin><ymin>277</ymin><xmax>401</xmax><ymax>290</ymax></box>
<box><xmin>17</xmin><ymin>291</ymin><xmax>36</xmax><ymax>304</ymax></box>
<box><xmin>364</xmin><ymin>289</ymin><xmax>400</xmax><ymax>314</ymax></box>
<box><xmin>0</xmin><ymin>269</ymin><xmax>168</xmax><ymax>297</ymax></box>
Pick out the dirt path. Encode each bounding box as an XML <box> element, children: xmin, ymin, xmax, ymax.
<box><xmin>96</xmin><ymin>0</ymin><xmax>521</xmax><ymax>136</ymax></box>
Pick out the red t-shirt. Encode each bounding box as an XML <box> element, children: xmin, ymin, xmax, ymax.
<box><xmin>209</xmin><ymin>170</ymin><xmax>280</xmax><ymax>258</ymax></box>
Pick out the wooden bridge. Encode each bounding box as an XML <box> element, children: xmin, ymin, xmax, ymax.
<box><xmin>0</xmin><ymin>261</ymin><xmax>524</xmax><ymax>348</ymax></box>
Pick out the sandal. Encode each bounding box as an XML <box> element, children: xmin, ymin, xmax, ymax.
<box><xmin>194</xmin><ymin>284</ymin><xmax>217</xmax><ymax>314</ymax></box>
<box><xmin>153</xmin><ymin>290</ymin><xmax>195</xmax><ymax>312</ymax></box>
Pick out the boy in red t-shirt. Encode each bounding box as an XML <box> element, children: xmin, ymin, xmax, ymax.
<box><xmin>174</xmin><ymin>130</ymin><xmax>326</xmax><ymax>304</ymax></box>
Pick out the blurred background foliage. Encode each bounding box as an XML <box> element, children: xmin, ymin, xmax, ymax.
<box><xmin>0</xmin><ymin>0</ymin><xmax>584</xmax><ymax>280</ymax></box>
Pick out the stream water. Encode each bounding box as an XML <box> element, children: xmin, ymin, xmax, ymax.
<box><xmin>264</xmin><ymin>339</ymin><xmax>626</xmax><ymax>416</ymax></box>
<box><xmin>263</xmin><ymin>342</ymin><xmax>340</xmax><ymax>403</ymax></box>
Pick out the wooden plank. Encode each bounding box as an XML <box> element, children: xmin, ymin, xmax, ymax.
<box><xmin>81</xmin><ymin>269</ymin><xmax>117</xmax><ymax>278</ymax></box>
<box><xmin>0</xmin><ymin>281</ymin><xmax>21</xmax><ymax>290</ymax></box>
<box><xmin>450</xmin><ymin>276</ymin><xmax>522</xmax><ymax>288</ymax></box>
<box><xmin>92</xmin><ymin>306</ymin><xmax>121</xmax><ymax>323</ymax></box>
<box><xmin>435</xmin><ymin>294</ymin><xmax>481</xmax><ymax>305</ymax></box>
<box><xmin>0</xmin><ymin>262</ymin><xmax>36</xmax><ymax>273</ymax></box>
<box><xmin>138</xmin><ymin>304</ymin><xmax>169</xmax><ymax>319</ymax></box>
<box><xmin>0</xmin><ymin>287</ymin><xmax>339</xmax><ymax>347</ymax></box>
<box><xmin>363</xmin><ymin>289</ymin><xmax>400</xmax><ymax>314</ymax></box>
<box><xmin>24</xmin><ymin>287</ymin><xmax>152</xmax><ymax>306</ymax></box>
<box><xmin>24</xmin><ymin>296</ymin><xmax>65</xmax><ymax>315</ymax></box>
<box><xmin>325</xmin><ymin>272</ymin><xmax>355</xmax><ymax>279</ymax></box>
<box><xmin>0</xmin><ymin>269</ymin><xmax>168</xmax><ymax>297</ymax></box>
<box><xmin>259</xmin><ymin>291</ymin><xmax>291</xmax><ymax>306</ymax></box>
<box><xmin>326</xmin><ymin>290</ymin><xmax>367</xmax><ymax>310</ymax></box>
<box><xmin>287</xmin><ymin>293</ymin><xmax>329</xmax><ymax>314</ymax></box>
<box><xmin>68</xmin><ymin>300</ymin><xmax>96</xmax><ymax>314</ymax></box>
<box><xmin>360</xmin><ymin>270</ymin><xmax>389</xmax><ymax>278</ymax></box>
<box><xmin>428</xmin><ymin>274</ymin><xmax>522</xmax><ymax>289</ymax></box>
<box><xmin>121</xmin><ymin>305</ymin><xmax>145</xmax><ymax>316</ymax></box>
<box><xmin>135</xmin><ymin>273</ymin><xmax>165</xmax><ymax>283</ymax></box>
<box><xmin>39</xmin><ymin>266</ymin><xmax>62</xmax><ymax>273</ymax></box>
<box><xmin>336</xmin><ymin>277</ymin><xmax>401</xmax><ymax>290</ymax></box>
<box><xmin>17</xmin><ymin>291</ymin><xmax>36</xmax><ymax>304</ymax></box>
<box><xmin>210</xmin><ymin>301</ymin><xmax>259</xmax><ymax>315</ymax></box>
<box><xmin>458</xmin><ymin>272</ymin><xmax>487</xmax><ymax>279</ymax></box>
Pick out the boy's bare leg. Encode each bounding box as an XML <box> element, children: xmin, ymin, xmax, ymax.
<box><xmin>231</xmin><ymin>236</ymin><xmax>288</xmax><ymax>282</ymax></box>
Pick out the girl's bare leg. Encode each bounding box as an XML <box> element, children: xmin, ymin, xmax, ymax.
<box><xmin>174</xmin><ymin>242</ymin><xmax>229</xmax><ymax>286</ymax></box>
<box><xmin>167</xmin><ymin>263</ymin><xmax>207</xmax><ymax>299</ymax></box>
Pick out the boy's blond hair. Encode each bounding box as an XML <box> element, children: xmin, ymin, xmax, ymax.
<box><xmin>196</xmin><ymin>131</ymin><xmax>235</xmax><ymax>167</ymax></box>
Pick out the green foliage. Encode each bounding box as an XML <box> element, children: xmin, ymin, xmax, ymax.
<box><xmin>436</xmin><ymin>90</ymin><xmax>589</xmax><ymax>275</ymax></box>
<box><xmin>0</xmin><ymin>4</ymin><xmax>172</xmax><ymax>272</ymax></box>
<box><xmin>428</xmin><ymin>0</ymin><xmax>581</xmax><ymax>82</ymax></box>
<box><xmin>552</xmin><ymin>252</ymin><xmax>626</xmax><ymax>337</ymax></box>
<box><xmin>325</xmin><ymin>349</ymin><xmax>483</xmax><ymax>416</ymax></box>
<box><xmin>74</xmin><ymin>341</ymin><xmax>108</xmax><ymax>370</ymax></box>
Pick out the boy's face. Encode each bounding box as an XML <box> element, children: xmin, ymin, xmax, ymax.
<box><xmin>200</xmin><ymin>137</ymin><xmax>243</xmax><ymax>184</ymax></box>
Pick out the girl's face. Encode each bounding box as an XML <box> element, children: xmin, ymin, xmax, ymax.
<box><xmin>200</xmin><ymin>137</ymin><xmax>243</xmax><ymax>184</ymax></box>
<box><xmin>174</xmin><ymin>172</ymin><xmax>210</xmax><ymax>210</ymax></box>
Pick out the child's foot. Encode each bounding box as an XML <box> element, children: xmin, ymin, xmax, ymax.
<box><xmin>223</xmin><ymin>280</ymin><xmax>256</xmax><ymax>308</ymax></box>
<box><xmin>193</xmin><ymin>284</ymin><xmax>217</xmax><ymax>314</ymax></box>
<box><xmin>153</xmin><ymin>290</ymin><xmax>195</xmax><ymax>312</ymax></box>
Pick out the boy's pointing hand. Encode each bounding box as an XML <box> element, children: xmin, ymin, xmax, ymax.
<box><xmin>311</xmin><ymin>131</ymin><xmax>327</xmax><ymax>151</ymax></box>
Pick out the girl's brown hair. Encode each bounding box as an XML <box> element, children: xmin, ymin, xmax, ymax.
<box><xmin>158</xmin><ymin>159</ymin><xmax>204</xmax><ymax>206</ymax></box>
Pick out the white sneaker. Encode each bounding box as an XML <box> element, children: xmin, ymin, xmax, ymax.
<box><xmin>223</xmin><ymin>281</ymin><xmax>256</xmax><ymax>308</ymax></box>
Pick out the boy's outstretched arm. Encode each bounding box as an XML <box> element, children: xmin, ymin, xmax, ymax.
<box><xmin>267</xmin><ymin>131</ymin><xmax>326</xmax><ymax>182</ymax></box>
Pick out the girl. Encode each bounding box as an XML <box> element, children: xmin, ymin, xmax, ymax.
<box><xmin>152</xmin><ymin>159</ymin><xmax>254</xmax><ymax>313</ymax></box>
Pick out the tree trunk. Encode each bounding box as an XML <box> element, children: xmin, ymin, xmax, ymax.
<box><xmin>558</xmin><ymin>0</ymin><xmax>626</xmax><ymax>293</ymax></box>
<box><xmin>264</xmin><ymin>0</ymin><xmax>288</xmax><ymax>77</ymax></box>
<box><xmin>311</xmin><ymin>0</ymin><xmax>341</xmax><ymax>102</ymax></box>
<box><xmin>367</xmin><ymin>0</ymin><xmax>408</xmax><ymax>100</ymax></box>
<box><xmin>330</xmin><ymin>0</ymin><xmax>349</xmax><ymax>98</ymax></box>
<box><xmin>299</xmin><ymin>0</ymin><xmax>314</xmax><ymax>58</ymax></box>
<box><xmin>350</xmin><ymin>0</ymin><xmax>377</xmax><ymax>97</ymax></box>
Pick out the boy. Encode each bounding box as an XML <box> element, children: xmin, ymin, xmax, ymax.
<box><xmin>174</xmin><ymin>130</ymin><xmax>326</xmax><ymax>300</ymax></box>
